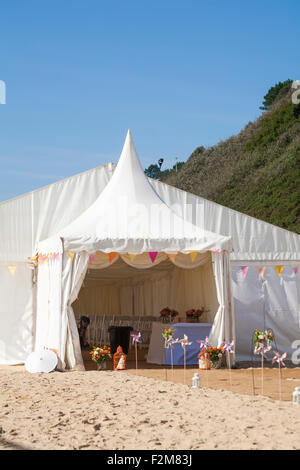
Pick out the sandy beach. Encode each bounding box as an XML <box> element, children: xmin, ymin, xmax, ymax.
<box><xmin>1</xmin><ymin>363</ymin><xmax>300</xmax><ymax>450</ymax></box>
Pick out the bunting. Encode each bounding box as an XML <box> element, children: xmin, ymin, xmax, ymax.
<box><xmin>8</xmin><ymin>265</ymin><xmax>16</xmax><ymax>276</ymax></box>
<box><xmin>258</xmin><ymin>267</ymin><xmax>266</xmax><ymax>278</ymax></box>
<box><xmin>189</xmin><ymin>251</ymin><xmax>198</xmax><ymax>262</ymax></box>
<box><xmin>108</xmin><ymin>252</ymin><xmax>117</xmax><ymax>263</ymax></box>
<box><xmin>149</xmin><ymin>252</ymin><xmax>158</xmax><ymax>263</ymax></box>
<box><xmin>293</xmin><ymin>267</ymin><xmax>298</xmax><ymax>276</ymax></box>
<box><xmin>275</xmin><ymin>265</ymin><xmax>284</xmax><ymax>277</ymax></box>
<box><xmin>240</xmin><ymin>266</ymin><xmax>249</xmax><ymax>278</ymax></box>
<box><xmin>128</xmin><ymin>253</ymin><xmax>137</xmax><ymax>262</ymax></box>
<box><xmin>168</xmin><ymin>253</ymin><xmax>178</xmax><ymax>263</ymax></box>
<box><xmin>88</xmin><ymin>253</ymin><xmax>95</xmax><ymax>263</ymax></box>
<box><xmin>67</xmin><ymin>251</ymin><xmax>75</xmax><ymax>261</ymax></box>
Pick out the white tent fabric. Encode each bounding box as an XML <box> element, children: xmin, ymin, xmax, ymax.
<box><xmin>34</xmin><ymin>131</ymin><xmax>233</xmax><ymax>369</ymax></box>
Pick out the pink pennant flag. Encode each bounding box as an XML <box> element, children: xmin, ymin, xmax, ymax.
<box><xmin>293</xmin><ymin>267</ymin><xmax>298</xmax><ymax>276</ymax></box>
<box><xmin>53</xmin><ymin>253</ymin><xmax>59</xmax><ymax>260</ymax></box>
<box><xmin>149</xmin><ymin>252</ymin><xmax>158</xmax><ymax>263</ymax></box>
<box><xmin>88</xmin><ymin>254</ymin><xmax>95</xmax><ymax>263</ymax></box>
<box><xmin>240</xmin><ymin>266</ymin><xmax>249</xmax><ymax>278</ymax></box>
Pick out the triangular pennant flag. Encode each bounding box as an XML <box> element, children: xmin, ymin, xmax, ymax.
<box><xmin>168</xmin><ymin>253</ymin><xmax>178</xmax><ymax>263</ymax></box>
<box><xmin>30</xmin><ymin>254</ymin><xmax>39</xmax><ymax>263</ymax></box>
<box><xmin>240</xmin><ymin>266</ymin><xmax>249</xmax><ymax>278</ymax></box>
<box><xmin>128</xmin><ymin>253</ymin><xmax>137</xmax><ymax>262</ymax></box>
<box><xmin>67</xmin><ymin>251</ymin><xmax>75</xmax><ymax>261</ymax></box>
<box><xmin>293</xmin><ymin>267</ymin><xmax>298</xmax><ymax>276</ymax></box>
<box><xmin>53</xmin><ymin>253</ymin><xmax>59</xmax><ymax>260</ymax></box>
<box><xmin>149</xmin><ymin>252</ymin><xmax>158</xmax><ymax>263</ymax></box>
<box><xmin>108</xmin><ymin>252</ymin><xmax>117</xmax><ymax>263</ymax></box>
<box><xmin>189</xmin><ymin>251</ymin><xmax>198</xmax><ymax>262</ymax></box>
<box><xmin>258</xmin><ymin>267</ymin><xmax>266</xmax><ymax>278</ymax></box>
<box><xmin>8</xmin><ymin>265</ymin><xmax>16</xmax><ymax>275</ymax></box>
<box><xmin>88</xmin><ymin>253</ymin><xmax>95</xmax><ymax>263</ymax></box>
<box><xmin>275</xmin><ymin>265</ymin><xmax>284</xmax><ymax>277</ymax></box>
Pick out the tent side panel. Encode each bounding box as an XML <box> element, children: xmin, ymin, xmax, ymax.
<box><xmin>232</xmin><ymin>262</ymin><xmax>300</xmax><ymax>361</ymax></box>
<box><xmin>0</xmin><ymin>263</ymin><xmax>34</xmax><ymax>364</ymax></box>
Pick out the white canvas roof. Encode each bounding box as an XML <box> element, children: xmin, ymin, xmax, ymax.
<box><xmin>38</xmin><ymin>130</ymin><xmax>231</xmax><ymax>254</ymax></box>
<box><xmin>0</xmin><ymin>133</ymin><xmax>299</xmax><ymax>262</ymax></box>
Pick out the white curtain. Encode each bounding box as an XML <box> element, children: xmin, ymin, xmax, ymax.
<box><xmin>61</xmin><ymin>252</ymin><xmax>89</xmax><ymax>370</ymax></box>
<box><xmin>35</xmin><ymin>252</ymin><xmax>63</xmax><ymax>357</ymax></box>
<box><xmin>209</xmin><ymin>251</ymin><xmax>235</xmax><ymax>353</ymax></box>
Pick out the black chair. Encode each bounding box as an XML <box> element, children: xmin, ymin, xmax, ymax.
<box><xmin>108</xmin><ymin>325</ymin><xmax>133</xmax><ymax>356</ymax></box>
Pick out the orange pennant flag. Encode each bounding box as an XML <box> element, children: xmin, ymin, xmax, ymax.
<box><xmin>168</xmin><ymin>253</ymin><xmax>178</xmax><ymax>263</ymax></box>
<box><xmin>108</xmin><ymin>252</ymin><xmax>117</xmax><ymax>263</ymax></box>
<box><xmin>258</xmin><ymin>267</ymin><xmax>266</xmax><ymax>278</ymax></box>
<box><xmin>189</xmin><ymin>251</ymin><xmax>198</xmax><ymax>262</ymax></box>
<box><xmin>275</xmin><ymin>265</ymin><xmax>284</xmax><ymax>277</ymax></box>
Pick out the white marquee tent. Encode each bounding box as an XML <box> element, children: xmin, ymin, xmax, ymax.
<box><xmin>0</xmin><ymin>130</ymin><xmax>299</xmax><ymax>368</ymax></box>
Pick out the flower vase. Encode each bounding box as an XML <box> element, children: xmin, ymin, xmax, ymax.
<box><xmin>97</xmin><ymin>361</ymin><xmax>107</xmax><ymax>371</ymax></box>
<box><xmin>211</xmin><ymin>356</ymin><xmax>222</xmax><ymax>369</ymax></box>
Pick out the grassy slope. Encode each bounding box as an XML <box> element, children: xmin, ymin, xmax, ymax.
<box><xmin>165</xmin><ymin>90</ymin><xmax>300</xmax><ymax>234</ymax></box>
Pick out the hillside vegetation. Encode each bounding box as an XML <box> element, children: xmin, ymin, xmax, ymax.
<box><xmin>163</xmin><ymin>81</ymin><xmax>300</xmax><ymax>234</ymax></box>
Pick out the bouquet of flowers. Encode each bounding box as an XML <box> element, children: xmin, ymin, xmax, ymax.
<box><xmin>186</xmin><ymin>306</ymin><xmax>207</xmax><ymax>322</ymax></box>
<box><xmin>253</xmin><ymin>329</ymin><xmax>274</xmax><ymax>347</ymax></box>
<box><xmin>90</xmin><ymin>345</ymin><xmax>111</xmax><ymax>364</ymax></box>
<box><xmin>162</xmin><ymin>327</ymin><xmax>175</xmax><ymax>344</ymax></box>
<box><xmin>160</xmin><ymin>307</ymin><xmax>178</xmax><ymax>323</ymax></box>
<box><xmin>204</xmin><ymin>346</ymin><xmax>223</xmax><ymax>366</ymax></box>
<box><xmin>170</xmin><ymin>309</ymin><xmax>179</xmax><ymax>319</ymax></box>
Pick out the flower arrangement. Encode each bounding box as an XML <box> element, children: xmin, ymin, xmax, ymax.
<box><xmin>160</xmin><ymin>307</ymin><xmax>178</xmax><ymax>323</ymax></box>
<box><xmin>162</xmin><ymin>327</ymin><xmax>175</xmax><ymax>344</ymax></box>
<box><xmin>204</xmin><ymin>346</ymin><xmax>223</xmax><ymax>366</ymax></box>
<box><xmin>186</xmin><ymin>306</ymin><xmax>207</xmax><ymax>322</ymax></box>
<box><xmin>252</xmin><ymin>329</ymin><xmax>274</xmax><ymax>346</ymax></box>
<box><xmin>90</xmin><ymin>345</ymin><xmax>111</xmax><ymax>364</ymax></box>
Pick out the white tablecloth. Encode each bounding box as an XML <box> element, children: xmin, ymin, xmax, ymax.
<box><xmin>147</xmin><ymin>322</ymin><xmax>213</xmax><ymax>365</ymax></box>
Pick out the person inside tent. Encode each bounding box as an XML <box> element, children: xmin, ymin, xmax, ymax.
<box><xmin>77</xmin><ymin>316</ymin><xmax>90</xmax><ymax>349</ymax></box>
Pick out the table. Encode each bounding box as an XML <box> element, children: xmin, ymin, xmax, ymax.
<box><xmin>147</xmin><ymin>322</ymin><xmax>212</xmax><ymax>365</ymax></box>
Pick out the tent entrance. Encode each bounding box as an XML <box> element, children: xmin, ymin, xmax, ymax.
<box><xmin>72</xmin><ymin>254</ymin><xmax>219</xmax><ymax>349</ymax></box>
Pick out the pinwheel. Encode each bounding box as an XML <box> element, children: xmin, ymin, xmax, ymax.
<box><xmin>196</xmin><ymin>336</ymin><xmax>209</xmax><ymax>353</ymax></box>
<box><xmin>131</xmin><ymin>332</ymin><xmax>142</xmax><ymax>344</ymax></box>
<box><xmin>223</xmin><ymin>340</ymin><xmax>235</xmax><ymax>354</ymax></box>
<box><xmin>178</xmin><ymin>335</ymin><xmax>192</xmax><ymax>384</ymax></box>
<box><xmin>222</xmin><ymin>340</ymin><xmax>235</xmax><ymax>389</ymax></box>
<box><xmin>254</xmin><ymin>342</ymin><xmax>272</xmax><ymax>396</ymax></box>
<box><xmin>130</xmin><ymin>332</ymin><xmax>142</xmax><ymax>373</ymax></box>
<box><xmin>254</xmin><ymin>342</ymin><xmax>271</xmax><ymax>358</ymax></box>
<box><xmin>272</xmin><ymin>351</ymin><xmax>287</xmax><ymax>367</ymax></box>
<box><xmin>272</xmin><ymin>351</ymin><xmax>287</xmax><ymax>400</ymax></box>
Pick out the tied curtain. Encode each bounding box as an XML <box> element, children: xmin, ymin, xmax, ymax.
<box><xmin>36</xmin><ymin>246</ymin><xmax>89</xmax><ymax>370</ymax></box>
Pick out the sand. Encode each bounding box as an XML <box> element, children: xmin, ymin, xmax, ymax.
<box><xmin>1</xmin><ymin>363</ymin><xmax>300</xmax><ymax>450</ymax></box>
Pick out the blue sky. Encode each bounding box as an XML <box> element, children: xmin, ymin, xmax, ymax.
<box><xmin>0</xmin><ymin>0</ymin><xmax>299</xmax><ymax>201</ymax></box>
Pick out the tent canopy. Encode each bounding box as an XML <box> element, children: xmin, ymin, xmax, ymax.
<box><xmin>38</xmin><ymin>130</ymin><xmax>231</xmax><ymax>255</ymax></box>
<box><xmin>34</xmin><ymin>131</ymin><xmax>234</xmax><ymax>370</ymax></box>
